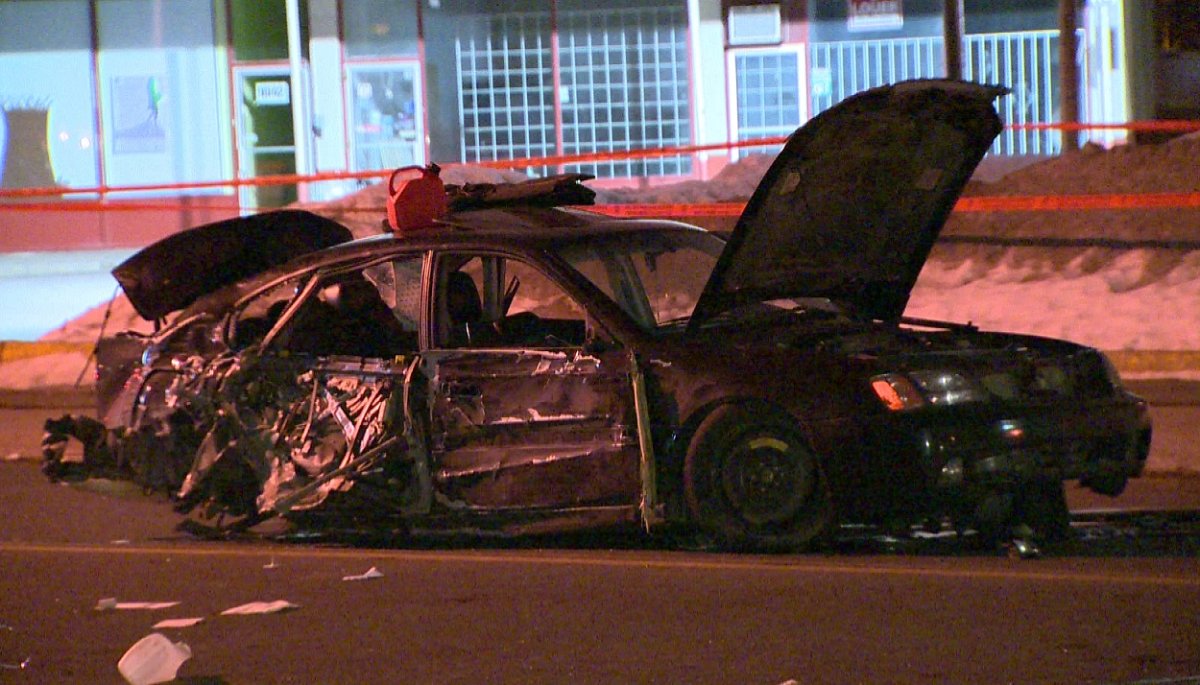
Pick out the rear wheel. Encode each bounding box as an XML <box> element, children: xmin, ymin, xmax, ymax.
<box><xmin>683</xmin><ymin>405</ymin><xmax>835</xmax><ymax>551</ymax></box>
<box><xmin>1081</xmin><ymin>433</ymin><xmax>1144</xmax><ymax>497</ymax></box>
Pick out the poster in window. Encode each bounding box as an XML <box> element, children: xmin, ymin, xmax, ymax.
<box><xmin>847</xmin><ymin>0</ymin><xmax>903</xmax><ymax>32</ymax></box>
<box><xmin>112</xmin><ymin>75</ymin><xmax>166</xmax><ymax>154</ymax></box>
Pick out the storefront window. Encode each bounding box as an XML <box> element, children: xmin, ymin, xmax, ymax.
<box><xmin>439</xmin><ymin>0</ymin><xmax>691</xmax><ymax>179</ymax></box>
<box><xmin>347</xmin><ymin>63</ymin><xmax>424</xmax><ymax>174</ymax></box>
<box><xmin>96</xmin><ymin>0</ymin><xmax>227</xmax><ymax>193</ymax></box>
<box><xmin>558</xmin><ymin>0</ymin><xmax>691</xmax><ymax>178</ymax></box>
<box><xmin>231</xmin><ymin>0</ymin><xmax>305</xmax><ymax>62</ymax></box>
<box><xmin>343</xmin><ymin>0</ymin><xmax>420</xmax><ymax>58</ymax></box>
<box><xmin>0</xmin><ymin>0</ymin><xmax>99</xmax><ymax>193</ymax></box>
<box><xmin>730</xmin><ymin>47</ymin><xmax>804</xmax><ymax>157</ymax></box>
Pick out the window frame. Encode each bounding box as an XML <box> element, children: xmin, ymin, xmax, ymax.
<box><xmin>430</xmin><ymin>249</ymin><xmax>600</xmax><ymax>351</ymax></box>
<box><xmin>227</xmin><ymin>251</ymin><xmax>428</xmax><ymax>358</ymax></box>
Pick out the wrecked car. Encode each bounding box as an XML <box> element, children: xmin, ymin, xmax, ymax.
<box><xmin>44</xmin><ymin>80</ymin><xmax>1150</xmax><ymax>550</ymax></box>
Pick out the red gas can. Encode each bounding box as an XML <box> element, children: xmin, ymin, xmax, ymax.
<box><xmin>386</xmin><ymin>164</ymin><xmax>447</xmax><ymax>232</ymax></box>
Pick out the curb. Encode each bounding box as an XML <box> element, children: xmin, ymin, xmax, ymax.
<box><xmin>0</xmin><ymin>341</ymin><xmax>93</xmax><ymax>363</ymax></box>
<box><xmin>1105</xmin><ymin>350</ymin><xmax>1200</xmax><ymax>376</ymax></box>
<box><xmin>0</xmin><ymin>386</ymin><xmax>95</xmax><ymax>409</ymax></box>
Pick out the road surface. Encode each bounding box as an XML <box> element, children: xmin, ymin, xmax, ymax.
<box><xmin>2</xmin><ymin>389</ymin><xmax>1199</xmax><ymax>684</ymax></box>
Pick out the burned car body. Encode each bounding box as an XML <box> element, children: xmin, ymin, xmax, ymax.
<box><xmin>45</xmin><ymin>80</ymin><xmax>1150</xmax><ymax>550</ymax></box>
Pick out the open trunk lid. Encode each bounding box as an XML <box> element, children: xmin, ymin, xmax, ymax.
<box><xmin>113</xmin><ymin>209</ymin><xmax>353</xmax><ymax>321</ymax></box>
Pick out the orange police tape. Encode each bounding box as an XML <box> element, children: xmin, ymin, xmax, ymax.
<box><xmin>2</xmin><ymin>118</ymin><xmax>1198</xmax><ymax>378</ymax></box>
<box><xmin>0</xmin><ymin>341</ymin><xmax>92</xmax><ymax>364</ymax></box>
<box><xmin>5</xmin><ymin>192</ymin><xmax>1200</xmax><ymax>217</ymax></box>
<box><xmin>0</xmin><ymin>120</ymin><xmax>1190</xmax><ymax>199</ymax></box>
<box><xmin>586</xmin><ymin>191</ymin><xmax>1200</xmax><ymax>218</ymax></box>
<box><xmin>2</xmin><ymin>120</ymin><xmax>1200</xmax><ymax>217</ymax></box>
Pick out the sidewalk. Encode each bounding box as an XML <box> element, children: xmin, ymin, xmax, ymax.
<box><xmin>0</xmin><ymin>249</ymin><xmax>133</xmax><ymax>341</ymax></box>
<box><xmin>0</xmin><ymin>384</ymin><xmax>94</xmax><ymax>410</ymax></box>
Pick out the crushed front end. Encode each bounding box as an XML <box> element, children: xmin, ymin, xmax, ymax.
<box><xmin>797</xmin><ymin>323</ymin><xmax>1152</xmax><ymax>542</ymax></box>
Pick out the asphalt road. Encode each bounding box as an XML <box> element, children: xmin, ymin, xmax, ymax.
<box><xmin>2</xmin><ymin>460</ymin><xmax>1200</xmax><ymax>684</ymax></box>
<box><xmin>2</xmin><ymin>391</ymin><xmax>1200</xmax><ymax>684</ymax></box>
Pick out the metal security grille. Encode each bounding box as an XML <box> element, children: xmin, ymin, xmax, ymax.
<box><xmin>964</xmin><ymin>30</ymin><xmax>1061</xmax><ymax>155</ymax></box>
<box><xmin>809</xmin><ymin>30</ymin><xmax>1074</xmax><ymax>156</ymax></box>
<box><xmin>558</xmin><ymin>6</ymin><xmax>691</xmax><ymax>178</ymax></box>
<box><xmin>456</xmin><ymin>12</ymin><xmax>556</xmax><ymax>168</ymax></box>
<box><xmin>808</xmin><ymin>36</ymin><xmax>943</xmax><ymax>114</ymax></box>
<box><xmin>730</xmin><ymin>47</ymin><xmax>804</xmax><ymax>158</ymax></box>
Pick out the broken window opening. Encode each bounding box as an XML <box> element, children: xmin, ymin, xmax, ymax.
<box><xmin>230</xmin><ymin>275</ymin><xmax>307</xmax><ymax>350</ymax></box>
<box><xmin>265</xmin><ymin>256</ymin><xmax>424</xmax><ymax>358</ymax></box>
<box><xmin>434</xmin><ymin>254</ymin><xmax>590</xmax><ymax>350</ymax></box>
<box><xmin>556</xmin><ymin>230</ymin><xmax>723</xmax><ymax>331</ymax></box>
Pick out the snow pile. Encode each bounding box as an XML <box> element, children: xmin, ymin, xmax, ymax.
<box><xmin>908</xmin><ymin>250</ymin><xmax>1200</xmax><ymax>351</ymax></box>
<box><xmin>594</xmin><ymin>153</ymin><xmax>776</xmax><ymax>205</ymax></box>
<box><xmin>35</xmin><ymin>294</ymin><xmax>150</xmax><ymax>344</ymax></box>
<box><xmin>0</xmin><ymin>351</ymin><xmax>96</xmax><ymax>389</ymax></box>
<box><xmin>911</xmin><ymin>137</ymin><xmax>1200</xmax><ymax>352</ymax></box>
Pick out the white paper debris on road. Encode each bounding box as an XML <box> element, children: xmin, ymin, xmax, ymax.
<box><xmin>1</xmin><ymin>656</ymin><xmax>31</xmax><ymax>671</ymax></box>
<box><xmin>151</xmin><ymin>617</ymin><xmax>204</xmax><ymax>629</ymax></box>
<box><xmin>95</xmin><ymin>598</ymin><xmax>181</xmax><ymax>611</ymax></box>
<box><xmin>220</xmin><ymin>600</ymin><xmax>299</xmax><ymax>616</ymax></box>
<box><xmin>342</xmin><ymin>566</ymin><xmax>383</xmax><ymax>581</ymax></box>
<box><xmin>118</xmin><ymin>633</ymin><xmax>191</xmax><ymax>685</ymax></box>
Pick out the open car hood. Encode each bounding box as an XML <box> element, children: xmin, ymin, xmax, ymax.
<box><xmin>689</xmin><ymin>80</ymin><xmax>1005</xmax><ymax>330</ymax></box>
<box><xmin>113</xmin><ymin>209</ymin><xmax>354</xmax><ymax>321</ymax></box>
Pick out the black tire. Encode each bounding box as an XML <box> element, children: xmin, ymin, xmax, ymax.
<box><xmin>1080</xmin><ymin>436</ymin><xmax>1141</xmax><ymax>497</ymax></box>
<box><xmin>683</xmin><ymin>404</ymin><xmax>835</xmax><ymax>552</ymax></box>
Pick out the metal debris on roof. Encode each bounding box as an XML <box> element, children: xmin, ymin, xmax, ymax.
<box><xmin>446</xmin><ymin>173</ymin><xmax>596</xmax><ymax>211</ymax></box>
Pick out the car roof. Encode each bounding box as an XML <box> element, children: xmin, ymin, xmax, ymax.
<box><xmin>291</xmin><ymin>206</ymin><xmax>710</xmax><ymax>266</ymax></box>
<box><xmin>365</xmin><ymin>205</ymin><xmax>706</xmax><ymax>248</ymax></box>
<box><xmin>176</xmin><ymin>206</ymin><xmax>708</xmax><ymax>320</ymax></box>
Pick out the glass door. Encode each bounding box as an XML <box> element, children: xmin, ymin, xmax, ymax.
<box><xmin>727</xmin><ymin>45</ymin><xmax>807</xmax><ymax>159</ymax></box>
<box><xmin>234</xmin><ymin>66</ymin><xmax>297</xmax><ymax>209</ymax></box>
<box><xmin>346</xmin><ymin>62</ymin><xmax>424</xmax><ymax>180</ymax></box>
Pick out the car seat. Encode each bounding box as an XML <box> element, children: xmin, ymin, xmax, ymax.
<box><xmin>446</xmin><ymin>271</ymin><xmax>484</xmax><ymax>346</ymax></box>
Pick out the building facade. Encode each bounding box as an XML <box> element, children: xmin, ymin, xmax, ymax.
<box><xmin>0</xmin><ymin>0</ymin><xmax>1157</xmax><ymax>229</ymax></box>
